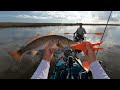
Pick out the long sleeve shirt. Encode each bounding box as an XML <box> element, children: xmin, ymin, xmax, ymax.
<box><xmin>90</xmin><ymin>61</ymin><xmax>110</xmax><ymax>79</ymax></box>
<box><xmin>31</xmin><ymin>60</ymin><xmax>50</xmax><ymax>79</ymax></box>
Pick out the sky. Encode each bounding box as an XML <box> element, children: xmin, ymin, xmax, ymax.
<box><xmin>0</xmin><ymin>11</ymin><xmax>120</xmax><ymax>23</ymax></box>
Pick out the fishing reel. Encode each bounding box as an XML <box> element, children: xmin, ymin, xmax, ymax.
<box><xmin>63</xmin><ymin>49</ymin><xmax>76</xmax><ymax>63</ymax></box>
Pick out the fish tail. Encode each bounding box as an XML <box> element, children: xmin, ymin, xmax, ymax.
<box><xmin>8</xmin><ymin>50</ymin><xmax>23</xmax><ymax>62</ymax></box>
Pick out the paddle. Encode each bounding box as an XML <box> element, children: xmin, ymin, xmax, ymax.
<box><xmin>64</xmin><ymin>32</ymin><xmax>103</xmax><ymax>35</ymax></box>
<box><xmin>46</xmin><ymin>31</ymin><xmax>103</xmax><ymax>36</ymax></box>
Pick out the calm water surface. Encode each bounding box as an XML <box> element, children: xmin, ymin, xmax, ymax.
<box><xmin>0</xmin><ymin>26</ymin><xmax>120</xmax><ymax>79</ymax></box>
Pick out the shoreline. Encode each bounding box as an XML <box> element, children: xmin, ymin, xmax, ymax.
<box><xmin>0</xmin><ymin>22</ymin><xmax>80</xmax><ymax>27</ymax></box>
<box><xmin>0</xmin><ymin>22</ymin><xmax>120</xmax><ymax>27</ymax></box>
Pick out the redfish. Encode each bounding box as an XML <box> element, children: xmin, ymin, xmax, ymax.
<box><xmin>8</xmin><ymin>35</ymin><xmax>78</xmax><ymax>62</ymax></box>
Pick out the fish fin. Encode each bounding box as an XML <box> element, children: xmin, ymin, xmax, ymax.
<box><xmin>57</xmin><ymin>43</ymin><xmax>64</xmax><ymax>49</ymax></box>
<box><xmin>25</xmin><ymin>34</ymin><xmax>42</xmax><ymax>45</ymax></box>
<box><xmin>31</xmin><ymin>50</ymin><xmax>38</xmax><ymax>57</ymax></box>
<box><xmin>8</xmin><ymin>50</ymin><xmax>23</xmax><ymax>62</ymax></box>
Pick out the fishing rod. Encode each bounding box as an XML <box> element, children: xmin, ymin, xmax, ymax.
<box><xmin>96</xmin><ymin>11</ymin><xmax>113</xmax><ymax>55</ymax></box>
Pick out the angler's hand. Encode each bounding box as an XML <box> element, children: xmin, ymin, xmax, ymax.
<box><xmin>43</xmin><ymin>41</ymin><xmax>56</xmax><ymax>62</ymax></box>
<box><xmin>83</xmin><ymin>42</ymin><xmax>96</xmax><ymax>64</ymax></box>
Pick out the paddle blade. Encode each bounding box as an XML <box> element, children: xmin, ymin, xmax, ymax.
<box><xmin>64</xmin><ymin>32</ymin><xmax>73</xmax><ymax>34</ymax></box>
<box><xmin>47</xmin><ymin>31</ymin><xmax>54</xmax><ymax>35</ymax></box>
<box><xmin>94</xmin><ymin>32</ymin><xmax>103</xmax><ymax>35</ymax></box>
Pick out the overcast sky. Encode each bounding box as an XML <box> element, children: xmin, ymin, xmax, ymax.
<box><xmin>0</xmin><ymin>11</ymin><xmax>119</xmax><ymax>23</ymax></box>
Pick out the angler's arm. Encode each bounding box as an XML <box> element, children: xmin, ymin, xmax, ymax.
<box><xmin>90</xmin><ymin>61</ymin><xmax>110</xmax><ymax>79</ymax></box>
<box><xmin>83</xmin><ymin>28</ymin><xmax>86</xmax><ymax>34</ymax></box>
<box><xmin>31</xmin><ymin>41</ymin><xmax>56</xmax><ymax>79</ymax></box>
<box><xmin>31</xmin><ymin>60</ymin><xmax>50</xmax><ymax>79</ymax></box>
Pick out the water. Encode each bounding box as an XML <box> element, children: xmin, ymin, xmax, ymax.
<box><xmin>0</xmin><ymin>26</ymin><xmax>120</xmax><ymax>79</ymax></box>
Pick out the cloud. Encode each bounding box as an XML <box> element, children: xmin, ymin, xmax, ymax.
<box><xmin>32</xmin><ymin>11</ymin><xmax>82</xmax><ymax>21</ymax></box>
<box><xmin>110</xmin><ymin>13</ymin><xmax>120</xmax><ymax>22</ymax></box>
<box><xmin>15</xmin><ymin>14</ymin><xmax>52</xmax><ymax>19</ymax></box>
<box><xmin>92</xmin><ymin>11</ymin><xmax>110</xmax><ymax>20</ymax></box>
<box><xmin>13</xmin><ymin>11</ymin><xmax>120</xmax><ymax>23</ymax></box>
<box><xmin>25</xmin><ymin>11</ymin><xmax>91</xmax><ymax>23</ymax></box>
<box><xmin>89</xmin><ymin>11</ymin><xmax>120</xmax><ymax>23</ymax></box>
